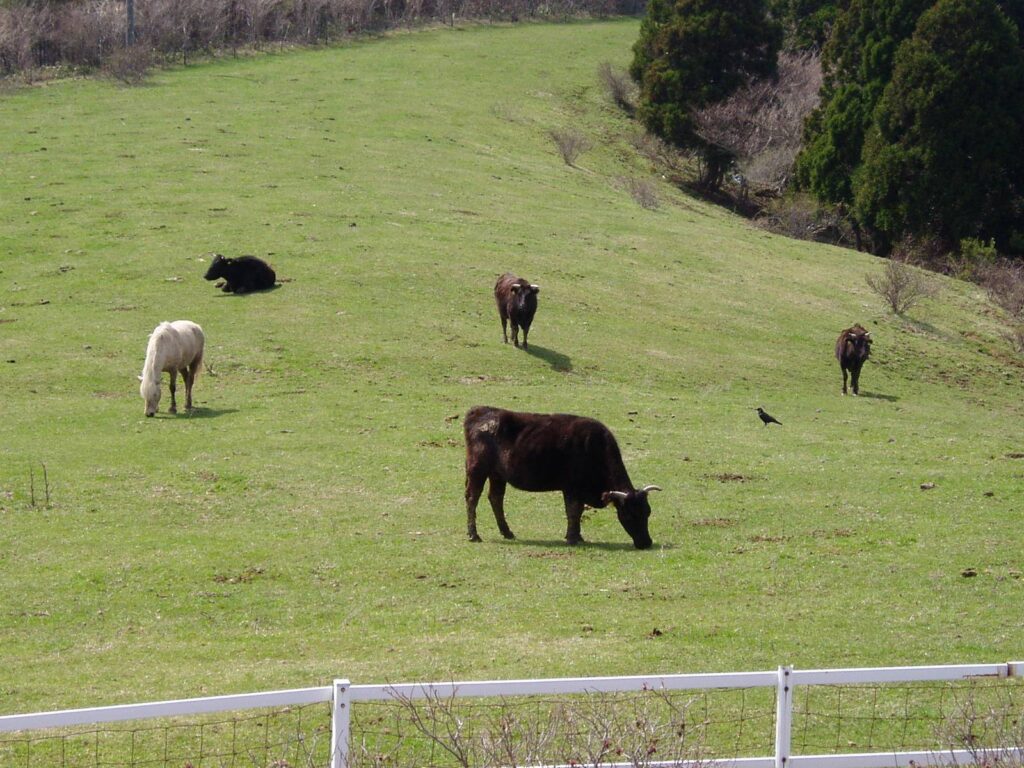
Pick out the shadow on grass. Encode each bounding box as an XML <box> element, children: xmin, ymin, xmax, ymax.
<box><xmin>511</xmin><ymin>538</ymin><xmax>668</xmax><ymax>552</ymax></box>
<box><xmin>180</xmin><ymin>406</ymin><xmax>239</xmax><ymax>419</ymax></box>
<box><xmin>213</xmin><ymin>284</ymin><xmax>283</xmax><ymax>297</ymax></box>
<box><xmin>857</xmin><ymin>391</ymin><xmax>899</xmax><ymax>402</ymax></box>
<box><xmin>525</xmin><ymin>344</ymin><xmax>573</xmax><ymax>372</ymax></box>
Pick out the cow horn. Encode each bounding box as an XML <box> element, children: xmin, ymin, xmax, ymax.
<box><xmin>530</xmin><ymin>284</ymin><xmax>540</xmax><ymax>292</ymax></box>
<box><xmin>510</xmin><ymin>284</ymin><xmax>520</xmax><ymax>293</ymax></box>
<box><xmin>606</xmin><ymin>491</ymin><xmax>629</xmax><ymax>500</ymax></box>
<box><xmin>640</xmin><ymin>485</ymin><xmax>662</xmax><ymax>494</ymax></box>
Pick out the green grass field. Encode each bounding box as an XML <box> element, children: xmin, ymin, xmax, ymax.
<box><xmin>1</xmin><ymin>18</ymin><xmax>1022</xmax><ymax>721</ymax></box>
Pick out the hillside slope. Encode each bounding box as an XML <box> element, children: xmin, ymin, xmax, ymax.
<box><xmin>1</xmin><ymin>20</ymin><xmax>1022</xmax><ymax>714</ymax></box>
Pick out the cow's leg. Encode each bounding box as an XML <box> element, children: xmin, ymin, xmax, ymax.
<box><xmin>851</xmin><ymin>364</ymin><xmax>860</xmax><ymax>396</ymax></box>
<box><xmin>511</xmin><ymin>321</ymin><xmax>521</xmax><ymax>348</ymax></box>
<box><xmin>465</xmin><ymin>470</ymin><xmax>486</xmax><ymax>542</ymax></box>
<box><xmin>168</xmin><ymin>370</ymin><xmax>178</xmax><ymax>414</ymax></box>
<box><xmin>841</xmin><ymin>365</ymin><xmax>848</xmax><ymax>395</ymax></box>
<box><xmin>487</xmin><ymin>478</ymin><xmax>515</xmax><ymax>539</ymax></box>
<box><xmin>500</xmin><ymin>313</ymin><xmax>509</xmax><ymax>344</ymax></box>
<box><xmin>563</xmin><ymin>494</ymin><xmax>585</xmax><ymax>545</ymax></box>
<box><xmin>521</xmin><ymin>324</ymin><xmax>529</xmax><ymax>351</ymax></box>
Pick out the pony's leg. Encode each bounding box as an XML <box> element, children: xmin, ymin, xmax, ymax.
<box><xmin>183</xmin><ymin>365</ymin><xmax>196</xmax><ymax>411</ymax></box>
<box><xmin>168</xmin><ymin>370</ymin><xmax>178</xmax><ymax>414</ymax></box>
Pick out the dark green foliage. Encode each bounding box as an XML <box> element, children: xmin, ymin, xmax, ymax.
<box><xmin>769</xmin><ymin>0</ymin><xmax>839</xmax><ymax>50</ymax></box>
<box><xmin>852</xmin><ymin>0</ymin><xmax>1024</xmax><ymax>253</ymax></box>
<box><xmin>630</xmin><ymin>0</ymin><xmax>782</xmax><ymax>181</ymax></box>
<box><xmin>794</xmin><ymin>0</ymin><xmax>933</xmax><ymax>204</ymax></box>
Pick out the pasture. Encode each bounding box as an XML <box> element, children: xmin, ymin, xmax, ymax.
<box><xmin>0</xmin><ymin>18</ymin><xmax>1022</xmax><ymax>719</ymax></box>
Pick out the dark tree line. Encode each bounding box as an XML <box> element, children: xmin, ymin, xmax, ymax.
<box><xmin>630</xmin><ymin>0</ymin><xmax>1024</xmax><ymax>258</ymax></box>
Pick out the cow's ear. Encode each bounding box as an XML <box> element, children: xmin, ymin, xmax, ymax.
<box><xmin>530</xmin><ymin>284</ymin><xmax>540</xmax><ymax>293</ymax></box>
<box><xmin>510</xmin><ymin>285</ymin><xmax>520</xmax><ymax>293</ymax></box>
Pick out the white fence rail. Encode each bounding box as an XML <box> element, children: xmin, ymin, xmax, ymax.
<box><xmin>1</xmin><ymin>661</ymin><xmax>1021</xmax><ymax>767</ymax></box>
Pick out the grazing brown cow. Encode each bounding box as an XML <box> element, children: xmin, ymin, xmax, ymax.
<box><xmin>464</xmin><ymin>406</ymin><xmax>661</xmax><ymax>549</ymax></box>
<box><xmin>836</xmin><ymin>324</ymin><xmax>873</xmax><ymax>395</ymax></box>
<box><xmin>494</xmin><ymin>273</ymin><xmax>539</xmax><ymax>350</ymax></box>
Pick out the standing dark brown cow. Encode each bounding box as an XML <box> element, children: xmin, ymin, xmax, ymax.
<box><xmin>494</xmin><ymin>273</ymin><xmax>539</xmax><ymax>350</ymax></box>
<box><xmin>464</xmin><ymin>405</ymin><xmax>661</xmax><ymax>549</ymax></box>
<box><xmin>836</xmin><ymin>324</ymin><xmax>873</xmax><ymax>395</ymax></box>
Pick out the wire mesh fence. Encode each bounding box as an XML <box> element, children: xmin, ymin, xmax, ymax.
<box><xmin>347</xmin><ymin>686</ymin><xmax>776</xmax><ymax>767</ymax></box>
<box><xmin>792</xmin><ymin>677</ymin><xmax>1024</xmax><ymax>757</ymax></box>
<box><xmin>0</xmin><ymin>702</ymin><xmax>332</xmax><ymax>768</ymax></box>
<box><xmin>1</xmin><ymin>668</ymin><xmax>1021</xmax><ymax>768</ymax></box>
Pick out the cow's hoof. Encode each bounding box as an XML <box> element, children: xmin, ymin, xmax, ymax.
<box><xmin>566</xmin><ymin>537</ymin><xmax>584</xmax><ymax>546</ymax></box>
<box><xmin>500</xmin><ymin>530</ymin><xmax>516</xmax><ymax>540</ymax></box>
<box><xmin>468</xmin><ymin>534</ymin><xmax>482</xmax><ymax>543</ymax></box>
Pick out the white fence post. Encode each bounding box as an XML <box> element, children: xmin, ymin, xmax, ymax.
<box><xmin>330</xmin><ymin>678</ymin><xmax>351</xmax><ymax>768</ymax></box>
<box><xmin>775</xmin><ymin>665</ymin><xmax>793</xmax><ymax>768</ymax></box>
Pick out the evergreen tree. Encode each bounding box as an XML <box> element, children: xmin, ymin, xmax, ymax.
<box><xmin>853</xmin><ymin>0</ymin><xmax>1024</xmax><ymax>252</ymax></box>
<box><xmin>630</xmin><ymin>0</ymin><xmax>781</xmax><ymax>187</ymax></box>
<box><xmin>769</xmin><ymin>0</ymin><xmax>839</xmax><ymax>50</ymax></box>
<box><xmin>794</xmin><ymin>0</ymin><xmax>933</xmax><ymax>205</ymax></box>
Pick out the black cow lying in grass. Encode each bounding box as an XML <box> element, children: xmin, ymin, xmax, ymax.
<box><xmin>203</xmin><ymin>254</ymin><xmax>277</xmax><ymax>294</ymax></box>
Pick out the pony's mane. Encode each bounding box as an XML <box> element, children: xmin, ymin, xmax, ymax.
<box><xmin>141</xmin><ymin>322</ymin><xmax>173</xmax><ymax>389</ymax></box>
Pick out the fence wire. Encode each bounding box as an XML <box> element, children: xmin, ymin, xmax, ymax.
<box><xmin>0</xmin><ymin>702</ymin><xmax>331</xmax><ymax>768</ymax></box>
<box><xmin>1</xmin><ymin>678</ymin><xmax>1021</xmax><ymax>767</ymax></box>
<box><xmin>791</xmin><ymin>677</ymin><xmax>1024</xmax><ymax>756</ymax></box>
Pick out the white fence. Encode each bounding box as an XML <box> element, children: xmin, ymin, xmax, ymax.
<box><xmin>1</xmin><ymin>661</ymin><xmax>1022</xmax><ymax>767</ymax></box>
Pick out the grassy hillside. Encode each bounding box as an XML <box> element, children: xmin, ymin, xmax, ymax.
<box><xmin>1</xmin><ymin>19</ymin><xmax>1022</xmax><ymax>717</ymax></box>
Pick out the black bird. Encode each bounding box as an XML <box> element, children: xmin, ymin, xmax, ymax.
<box><xmin>755</xmin><ymin>407</ymin><xmax>782</xmax><ymax>426</ymax></box>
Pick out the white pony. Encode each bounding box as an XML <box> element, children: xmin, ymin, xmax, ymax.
<box><xmin>139</xmin><ymin>320</ymin><xmax>205</xmax><ymax>417</ymax></box>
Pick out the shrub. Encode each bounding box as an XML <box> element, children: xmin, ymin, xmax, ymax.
<box><xmin>597</xmin><ymin>60</ymin><xmax>635</xmax><ymax>113</ymax></box>
<box><xmin>622</xmin><ymin>176</ymin><xmax>659</xmax><ymax>209</ymax></box>
<box><xmin>549</xmin><ymin>128</ymin><xmax>592</xmax><ymax>167</ymax></box>
<box><xmin>978</xmin><ymin>259</ymin><xmax>1024</xmax><ymax>320</ymax></box>
<box><xmin>103</xmin><ymin>45</ymin><xmax>154</xmax><ymax>85</ymax></box>
<box><xmin>865</xmin><ymin>255</ymin><xmax>938</xmax><ymax>316</ymax></box>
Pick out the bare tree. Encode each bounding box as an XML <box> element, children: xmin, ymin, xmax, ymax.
<box><xmin>549</xmin><ymin>128</ymin><xmax>593</xmax><ymax>167</ymax></box>
<box><xmin>598</xmin><ymin>60</ymin><xmax>636</xmax><ymax>113</ymax></box>
<box><xmin>865</xmin><ymin>256</ymin><xmax>939</xmax><ymax>316</ymax></box>
<box><xmin>357</xmin><ymin>686</ymin><xmax>709</xmax><ymax>768</ymax></box>
<box><xmin>693</xmin><ymin>51</ymin><xmax>822</xmax><ymax>194</ymax></box>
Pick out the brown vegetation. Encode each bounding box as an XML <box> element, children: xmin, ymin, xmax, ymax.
<box><xmin>0</xmin><ymin>0</ymin><xmax>645</xmax><ymax>78</ymax></box>
<box><xmin>693</xmin><ymin>51</ymin><xmax>822</xmax><ymax>194</ymax></box>
<box><xmin>865</xmin><ymin>254</ymin><xmax>939</xmax><ymax>316</ymax></box>
<box><xmin>549</xmin><ymin>127</ymin><xmax>593</xmax><ymax>167</ymax></box>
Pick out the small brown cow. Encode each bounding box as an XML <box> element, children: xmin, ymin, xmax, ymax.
<box><xmin>836</xmin><ymin>324</ymin><xmax>873</xmax><ymax>395</ymax></box>
<box><xmin>494</xmin><ymin>273</ymin><xmax>539</xmax><ymax>350</ymax></box>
